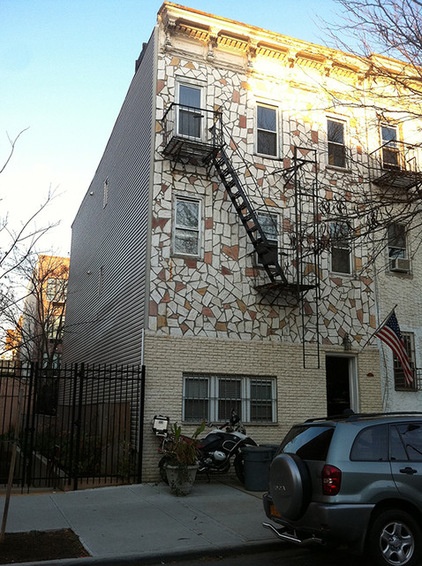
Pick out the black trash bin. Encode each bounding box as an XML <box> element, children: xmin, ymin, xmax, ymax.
<box><xmin>242</xmin><ymin>445</ymin><xmax>278</xmax><ymax>491</ymax></box>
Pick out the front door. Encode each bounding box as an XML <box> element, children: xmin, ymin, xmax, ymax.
<box><xmin>326</xmin><ymin>356</ymin><xmax>352</xmax><ymax>417</ymax></box>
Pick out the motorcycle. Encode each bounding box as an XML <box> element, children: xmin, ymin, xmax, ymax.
<box><xmin>157</xmin><ymin>410</ymin><xmax>257</xmax><ymax>483</ymax></box>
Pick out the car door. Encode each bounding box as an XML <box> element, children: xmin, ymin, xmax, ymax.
<box><xmin>390</xmin><ymin>422</ymin><xmax>422</xmax><ymax>506</ymax></box>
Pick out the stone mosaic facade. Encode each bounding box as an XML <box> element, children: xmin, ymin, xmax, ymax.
<box><xmin>149</xmin><ymin>7</ymin><xmax>378</xmax><ymax>352</ymax></box>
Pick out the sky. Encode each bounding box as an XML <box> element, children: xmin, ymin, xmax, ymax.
<box><xmin>0</xmin><ymin>0</ymin><xmax>342</xmax><ymax>258</ymax></box>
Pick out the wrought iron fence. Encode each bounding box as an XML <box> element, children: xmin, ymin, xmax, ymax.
<box><xmin>0</xmin><ymin>361</ymin><xmax>145</xmax><ymax>491</ymax></box>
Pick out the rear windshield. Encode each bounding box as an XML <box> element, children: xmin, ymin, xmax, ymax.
<box><xmin>280</xmin><ymin>425</ymin><xmax>334</xmax><ymax>461</ymax></box>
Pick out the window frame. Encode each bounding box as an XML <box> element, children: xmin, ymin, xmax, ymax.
<box><xmin>394</xmin><ymin>332</ymin><xmax>417</xmax><ymax>391</ymax></box>
<box><xmin>327</xmin><ymin>117</ymin><xmax>347</xmax><ymax>169</ymax></box>
<box><xmin>176</xmin><ymin>82</ymin><xmax>203</xmax><ymax>140</ymax></box>
<box><xmin>183</xmin><ymin>374</ymin><xmax>277</xmax><ymax>424</ymax></box>
<box><xmin>381</xmin><ymin>123</ymin><xmax>401</xmax><ymax>170</ymax></box>
<box><xmin>255</xmin><ymin>211</ymin><xmax>279</xmax><ymax>266</ymax></box>
<box><xmin>256</xmin><ymin>103</ymin><xmax>278</xmax><ymax>157</ymax></box>
<box><xmin>172</xmin><ymin>196</ymin><xmax>202</xmax><ymax>258</ymax></box>
<box><xmin>46</xmin><ymin>278</ymin><xmax>67</xmax><ymax>303</ymax></box>
<box><xmin>388</xmin><ymin>223</ymin><xmax>407</xmax><ymax>260</ymax></box>
<box><xmin>330</xmin><ymin>221</ymin><xmax>352</xmax><ymax>275</ymax></box>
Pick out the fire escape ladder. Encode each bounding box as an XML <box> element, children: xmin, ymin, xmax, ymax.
<box><xmin>211</xmin><ymin>148</ymin><xmax>288</xmax><ymax>285</ymax></box>
<box><xmin>291</xmin><ymin>146</ymin><xmax>321</xmax><ymax>369</ymax></box>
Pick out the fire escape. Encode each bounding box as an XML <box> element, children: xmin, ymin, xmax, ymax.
<box><xmin>161</xmin><ymin>103</ymin><xmax>321</xmax><ymax>368</ymax></box>
<box><xmin>370</xmin><ymin>139</ymin><xmax>422</xmax><ymax>191</ymax></box>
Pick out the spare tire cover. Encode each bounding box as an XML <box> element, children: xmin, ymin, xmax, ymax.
<box><xmin>269</xmin><ymin>453</ymin><xmax>311</xmax><ymax>521</ymax></box>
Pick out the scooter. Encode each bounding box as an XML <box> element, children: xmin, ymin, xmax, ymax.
<box><xmin>157</xmin><ymin>410</ymin><xmax>257</xmax><ymax>483</ymax></box>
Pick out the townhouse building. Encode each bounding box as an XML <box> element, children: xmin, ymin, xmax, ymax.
<box><xmin>64</xmin><ymin>3</ymin><xmax>422</xmax><ymax>479</ymax></box>
<box><xmin>19</xmin><ymin>254</ymin><xmax>69</xmax><ymax>367</ymax></box>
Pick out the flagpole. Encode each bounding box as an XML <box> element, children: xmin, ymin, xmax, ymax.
<box><xmin>359</xmin><ymin>303</ymin><xmax>398</xmax><ymax>351</ymax></box>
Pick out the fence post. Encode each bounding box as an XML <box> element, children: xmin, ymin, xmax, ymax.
<box><xmin>137</xmin><ymin>365</ymin><xmax>146</xmax><ymax>484</ymax></box>
<box><xmin>21</xmin><ymin>363</ymin><xmax>37</xmax><ymax>490</ymax></box>
<box><xmin>73</xmin><ymin>363</ymin><xmax>85</xmax><ymax>491</ymax></box>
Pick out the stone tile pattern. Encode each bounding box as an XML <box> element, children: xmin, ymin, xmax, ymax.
<box><xmin>149</xmin><ymin>26</ymin><xmax>376</xmax><ymax>352</ymax></box>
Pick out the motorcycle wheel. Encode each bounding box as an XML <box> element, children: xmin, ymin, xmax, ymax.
<box><xmin>158</xmin><ymin>455</ymin><xmax>171</xmax><ymax>484</ymax></box>
<box><xmin>233</xmin><ymin>449</ymin><xmax>246</xmax><ymax>483</ymax></box>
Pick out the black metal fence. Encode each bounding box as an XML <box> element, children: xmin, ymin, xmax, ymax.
<box><xmin>0</xmin><ymin>361</ymin><xmax>145</xmax><ymax>491</ymax></box>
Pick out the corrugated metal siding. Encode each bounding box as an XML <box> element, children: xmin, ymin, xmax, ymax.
<box><xmin>64</xmin><ymin>32</ymin><xmax>156</xmax><ymax>365</ymax></box>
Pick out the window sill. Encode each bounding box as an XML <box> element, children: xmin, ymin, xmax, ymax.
<box><xmin>325</xmin><ymin>165</ymin><xmax>352</xmax><ymax>174</ymax></box>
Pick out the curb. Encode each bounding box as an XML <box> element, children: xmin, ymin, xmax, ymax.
<box><xmin>4</xmin><ymin>539</ymin><xmax>285</xmax><ymax>566</ymax></box>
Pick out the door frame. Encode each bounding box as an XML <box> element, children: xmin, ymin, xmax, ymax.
<box><xmin>325</xmin><ymin>354</ymin><xmax>360</xmax><ymax>414</ymax></box>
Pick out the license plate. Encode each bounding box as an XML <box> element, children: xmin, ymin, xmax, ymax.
<box><xmin>270</xmin><ymin>503</ymin><xmax>282</xmax><ymax>519</ymax></box>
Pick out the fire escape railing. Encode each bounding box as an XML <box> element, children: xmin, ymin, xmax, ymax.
<box><xmin>369</xmin><ymin>140</ymin><xmax>422</xmax><ymax>190</ymax></box>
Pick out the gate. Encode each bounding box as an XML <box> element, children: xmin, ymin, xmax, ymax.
<box><xmin>0</xmin><ymin>361</ymin><xmax>145</xmax><ymax>491</ymax></box>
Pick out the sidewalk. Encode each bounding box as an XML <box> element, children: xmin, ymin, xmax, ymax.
<box><xmin>0</xmin><ymin>479</ymin><xmax>280</xmax><ymax>566</ymax></box>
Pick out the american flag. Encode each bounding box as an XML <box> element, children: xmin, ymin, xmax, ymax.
<box><xmin>375</xmin><ymin>310</ymin><xmax>414</xmax><ymax>385</ymax></box>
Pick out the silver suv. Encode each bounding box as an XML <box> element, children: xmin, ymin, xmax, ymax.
<box><xmin>263</xmin><ymin>412</ymin><xmax>422</xmax><ymax>566</ymax></box>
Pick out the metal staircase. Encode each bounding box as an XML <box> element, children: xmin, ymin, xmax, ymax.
<box><xmin>161</xmin><ymin>105</ymin><xmax>321</xmax><ymax>368</ymax></box>
<box><xmin>211</xmin><ymin>148</ymin><xmax>288</xmax><ymax>285</ymax></box>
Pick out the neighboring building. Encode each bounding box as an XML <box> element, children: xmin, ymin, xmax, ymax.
<box><xmin>2</xmin><ymin>326</ymin><xmax>21</xmax><ymax>361</ymax></box>
<box><xmin>64</xmin><ymin>3</ymin><xmax>422</xmax><ymax>480</ymax></box>
<box><xmin>19</xmin><ymin>255</ymin><xmax>69</xmax><ymax>367</ymax></box>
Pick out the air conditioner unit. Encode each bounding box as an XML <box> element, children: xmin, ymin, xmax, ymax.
<box><xmin>390</xmin><ymin>258</ymin><xmax>410</xmax><ymax>273</ymax></box>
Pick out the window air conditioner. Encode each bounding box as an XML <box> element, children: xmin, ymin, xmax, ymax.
<box><xmin>390</xmin><ymin>258</ymin><xmax>410</xmax><ymax>273</ymax></box>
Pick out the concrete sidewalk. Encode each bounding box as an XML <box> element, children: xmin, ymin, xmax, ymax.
<box><xmin>0</xmin><ymin>479</ymin><xmax>280</xmax><ymax>565</ymax></box>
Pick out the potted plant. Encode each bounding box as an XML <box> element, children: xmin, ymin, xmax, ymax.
<box><xmin>161</xmin><ymin>422</ymin><xmax>205</xmax><ymax>496</ymax></box>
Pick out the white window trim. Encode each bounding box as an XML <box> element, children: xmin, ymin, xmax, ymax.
<box><xmin>176</xmin><ymin>81</ymin><xmax>204</xmax><ymax>141</ymax></box>
<box><xmin>255</xmin><ymin>102</ymin><xmax>279</xmax><ymax>158</ymax></box>
<box><xmin>255</xmin><ymin>211</ymin><xmax>279</xmax><ymax>266</ymax></box>
<box><xmin>329</xmin><ymin>221</ymin><xmax>353</xmax><ymax>275</ymax></box>
<box><xmin>327</xmin><ymin>116</ymin><xmax>348</xmax><ymax>169</ymax></box>
<box><xmin>183</xmin><ymin>374</ymin><xmax>277</xmax><ymax>423</ymax></box>
<box><xmin>172</xmin><ymin>195</ymin><xmax>203</xmax><ymax>259</ymax></box>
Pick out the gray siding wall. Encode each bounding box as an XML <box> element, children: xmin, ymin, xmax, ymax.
<box><xmin>64</xmin><ymin>31</ymin><xmax>156</xmax><ymax>365</ymax></box>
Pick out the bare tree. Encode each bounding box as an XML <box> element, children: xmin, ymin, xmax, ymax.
<box><xmin>3</xmin><ymin>254</ymin><xmax>69</xmax><ymax>368</ymax></box>
<box><xmin>0</xmin><ymin>130</ymin><xmax>58</xmax><ymax>356</ymax></box>
<box><xmin>292</xmin><ymin>0</ymin><xmax>422</xmax><ymax>276</ymax></box>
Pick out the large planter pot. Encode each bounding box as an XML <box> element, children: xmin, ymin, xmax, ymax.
<box><xmin>165</xmin><ymin>464</ymin><xmax>198</xmax><ymax>496</ymax></box>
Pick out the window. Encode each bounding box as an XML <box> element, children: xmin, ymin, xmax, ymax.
<box><xmin>183</xmin><ymin>374</ymin><xmax>277</xmax><ymax>423</ymax></box>
<box><xmin>46</xmin><ymin>278</ymin><xmax>67</xmax><ymax>302</ymax></box>
<box><xmin>394</xmin><ymin>332</ymin><xmax>416</xmax><ymax>391</ymax></box>
<box><xmin>395</xmin><ymin>423</ymin><xmax>422</xmax><ymax>460</ymax></box>
<box><xmin>381</xmin><ymin>124</ymin><xmax>400</xmax><ymax>170</ymax></box>
<box><xmin>178</xmin><ymin>84</ymin><xmax>202</xmax><ymax>138</ymax></box>
<box><xmin>350</xmin><ymin>425</ymin><xmax>389</xmax><ymax>461</ymax></box>
<box><xmin>388</xmin><ymin>223</ymin><xmax>407</xmax><ymax>260</ymax></box>
<box><xmin>173</xmin><ymin>198</ymin><xmax>201</xmax><ymax>256</ymax></box>
<box><xmin>256</xmin><ymin>212</ymin><xmax>278</xmax><ymax>265</ymax></box>
<box><xmin>327</xmin><ymin>118</ymin><xmax>346</xmax><ymax>168</ymax></box>
<box><xmin>103</xmin><ymin>177</ymin><xmax>109</xmax><ymax>208</ymax></box>
<box><xmin>47</xmin><ymin>315</ymin><xmax>64</xmax><ymax>341</ymax></box>
<box><xmin>330</xmin><ymin>222</ymin><xmax>352</xmax><ymax>274</ymax></box>
<box><xmin>257</xmin><ymin>104</ymin><xmax>277</xmax><ymax>156</ymax></box>
<box><xmin>279</xmin><ymin>425</ymin><xmax>334</xmax><ymax>461</ymax></box>
<box><xmin>388</xmin><ymin>223</ymin><xmax>410</xmax><ymax>273</ymax></box>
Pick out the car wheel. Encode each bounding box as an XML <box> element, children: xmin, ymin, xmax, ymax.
<box><xmin>368</xmin><ymin>509</ymin><xmax>422</xmax><ymax>566</ymax></box>
<box><xmin>269</xmin><ymin>453</ymin><xmax>311</xmax><ymax>521</ymax></box>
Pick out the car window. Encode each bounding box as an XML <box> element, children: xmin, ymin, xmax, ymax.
<box><xmin>350</xmin><ymin>424</ymin><xmax>388</xmax><ymax>461</ymax></box>
<box><xmin>280</xmin><ymin>425</ymin><xmax>334</xmax><ymax>461</ymax></box>
<box><xmin>390</xmin><ymin>425</ymin><xmax>408</xmax><ymax>461</ymax></box>
<box><xmin>395</xmin><ymin>423</ymin><xmax>422</xmax><ymax>461</ymax></box>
